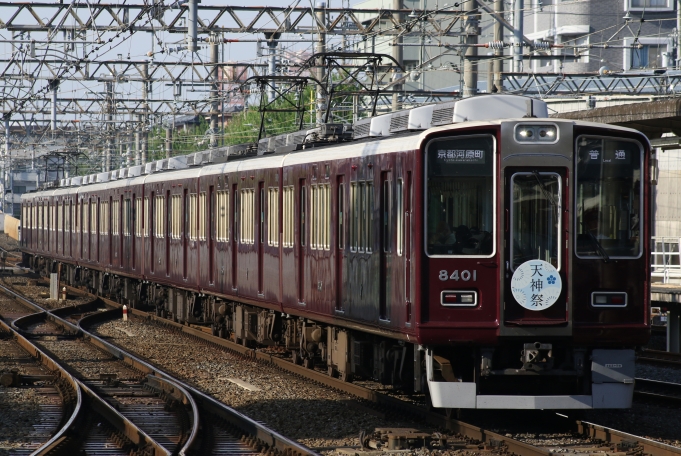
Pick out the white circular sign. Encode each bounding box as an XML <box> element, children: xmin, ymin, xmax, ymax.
<box><xmin>511</xmin><ymin>260</ymin><xmax>562</xmax><ymax>311</ymax></box>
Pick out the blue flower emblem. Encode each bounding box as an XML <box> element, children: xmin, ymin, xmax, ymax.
<box><xmin>546</xmin><ymin>275</ymin><xmax>556</xmax><ymax>285</ymax></box>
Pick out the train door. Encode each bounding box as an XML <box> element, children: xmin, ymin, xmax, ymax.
<box><xmin>150</xmin><ymin>192</ymin><xmax>155</xmax><ymax>274</ymax></box>
<box><xmin>379</xmin><ymin>171</ymin><xmax>391</xmax><ymax>321</ymax></box>
<box><xmin>403</xmin><ymin>171</ymin><xmax>412</xmax><ymax>323</ymax></box>
<box><xmin>166</xmin><ymin>190</ymin><xmax>171</xmax><ymax>276</ymax></box>
<box><xmin>231</xmin><ymin>183</ymin><xmax>238</xmax><ymax>290</ymax></box>
<box><xmin>335</xmin><ymin>176</ymin><xmax>344</xmax><ymax>311</ymax></box>
<box><xmin>504</xmin><ymin>168</ymin><xmax>567</xmax><ymax>325</ymax></box>
<box><xmin>258</xmin><ymin>182</ymin><xmax>264</xmax><ymax>294</ymax></box>
<box><xmin>183</xmin><ymin>189</ymin><xmax>188</xmax><ymax>279</ymax></box>
<box><xmin>298</xmin><ymin>178</ymin><xmax>306</xmax><ymax>304</ymax></box>
<box><xmin>209</xmin><ymin>185</ymin><xmax>215</xmax><ymax>284</ymax></box>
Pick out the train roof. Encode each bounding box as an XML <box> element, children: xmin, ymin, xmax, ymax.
<box><xmin>25</xmin><ymin>94</ymin><xmax>650</xmax><ymax>201</ymax></box>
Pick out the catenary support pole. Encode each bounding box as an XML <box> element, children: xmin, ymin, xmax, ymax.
<box><xmin>210</xmin><ymin>35</ymin><xmax>219</xmax><ymax>149</ymax></box>
<box><xmin>463</xmin><ymin>0</ymin><xmax>478</xmax><ymax>98</ymax></box>
<box><xmin>513</xmin><ymin>0</ymin><xmax>524</xmax><ymax>73</ymax></box>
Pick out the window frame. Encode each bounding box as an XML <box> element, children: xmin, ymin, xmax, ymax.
<box><xmin>423</xmin><ymin>134</ymin><xmax>497</xmax><ymax>259</ymax></box>
<box><xmin>574</xmin><ymin>135</ymin><xmax>644</xmax><ymax>260</ymax></box>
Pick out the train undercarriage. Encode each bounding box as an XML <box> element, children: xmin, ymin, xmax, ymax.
<box><xmin>28</xmin><ymin>255</ymin><xmax>636</xmax><ymax>409</ymax></box>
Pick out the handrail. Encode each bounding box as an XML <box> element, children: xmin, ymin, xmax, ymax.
<box><xmin>650</xmin><ymin>236</ymin><xmax>681</xmax><ymax>283</ymax></box>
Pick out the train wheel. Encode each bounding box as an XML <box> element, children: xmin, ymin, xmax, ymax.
<box><xmin>303</xmin><ymin>358</ymin><xmax>314</xmax><ymax>369</ymax></box>
<box><xmin>339</xmin><ymin>371</ymin><xmax>352</xmax><ymax>382</ymax></box>
<box><xmin>328</xmin><ymin>366</ymin><xmax>337</xmax><ymax>378</ymax></box>
<box><xmin>292</xmin><ymin>350</ymin><xmax>302</xmax><ymax>365</ymax></box>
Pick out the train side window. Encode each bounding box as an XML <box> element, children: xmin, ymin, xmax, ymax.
<box><xmin>171</xmin><ymin>195</ymin><xmax>182</xmax><ymax>239</ymax></box>
<box><xmin>92</xmin><ymin>199</ymin><xmax>98</xmax><ymax>235</ymax></box>
<box><xmin>310</xmin><ymin>185</ymin><xmax>317</xmax><ymax>249</ymax></box>
<box><xmin>260</xmin><ymin>186</ymin><xmax>265</xmax><ymax>244</ymax></box>
<box><xmin>199</xmin><ymin>192</ymin><xmax>207</xmax><ymax>241</ymax></box>
<box><xmin>124</xmin><ymin>198</ymin><xmax>133</xmax><ymax>236</ymax></box>
<box><xmin>396</xmin><ymin>179</ymin><xmax>403</xmax><ymax>256</ymax></box>
<box><xmin>268</xmin><ymin>188</ymin><xmax>279</xmax><ymax>247</ymax></box>
<box><xmin>101</xmin><ymin>201</ymin><xmax>109</xmax><ymax>235</ymax></box>
<box><xmin>216</xmin><ymin>191</ymin><xmax>229</xmax><ymax>242</ymax></box>
<box><xmin>135</xmin><ymin>198</ymin><xmax>143</xmax><ymax>236</ymax></box>
<box><xmin>143</xmin><ymin>197</ymin><xmax>149</xmax><ymax>237</ymax></box>
<box><xmin>300</xmin><ymin>186</ymin><xmax>306</xmax><ymax>247</ymax></box>
<box><xmin>240</xmin><ymin>189</ymin><xmax>255</xmax><ymax>244</ymax></box>
<box><xmin>189</xmin><ymin>193</ymin><xmax>197</xmax><ymax>241</ymax></box>
<box><xmin>57</xmin><ymin>202</ymin><xmax>63</xmax><ymax>232</ymax></box>
<box><xmin>112</xmin><ymin>200</ymin><xmax>119</xmax><ymax>236</ymax></box>
<box><xmin>283</xmin><ymin>186</ymin><xmax>294</xmax><ymax>248</ymax></box>
<box><xmin>84</xmin><ymin>201</ymin><xmax>90</xmax><ymax>235</ymax></box>
<box><xmin>153</xmin><ymin>195</ymin><xmax>164</xmax><ymax>238</ymax></box>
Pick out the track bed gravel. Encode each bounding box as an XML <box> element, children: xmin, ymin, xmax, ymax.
<box><xmin>91</xmin><ymin>317</ymin><xmax>429</xmax><ymax>449</ymax></box>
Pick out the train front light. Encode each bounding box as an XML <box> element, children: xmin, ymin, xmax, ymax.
<box><xmin>514</xmin><ymin>124</ymin><xmax>558</xmax><ymax>143</ymax></box>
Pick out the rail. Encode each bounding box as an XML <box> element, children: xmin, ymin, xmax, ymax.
<box><xmin>651</xmin><ymin>237</ymin><xmax>681</xmax><ymax>283</ymax></box>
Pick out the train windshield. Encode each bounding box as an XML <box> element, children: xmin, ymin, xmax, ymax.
<box><xmin>575</xmin><ymin>136</ymin><xmax>642</xmax><ymax>259</ymax></box>
<box><xmin>425</xmin><ymin>134</ymin><xmax>495</xmax><ymax>257</ymax></box>
<box><xmin>510</xmin><ymin>173</ymin><xmax>561</xmax><ymax>270</ymax></box>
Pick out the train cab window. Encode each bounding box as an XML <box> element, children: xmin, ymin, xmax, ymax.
<box><xmin>511</xmin><ymin>173</ymin><xmax>561</xmax><ymax>270</ymax></box>
<box><xmin>575</xmin><ymin>136</ymin><xmax>643</xmax><ymax>259</ymax></box>
<box><xmin>425</xmin><ymin>135</ymin><xmax>495</xmax><ymax>257</ymax></box>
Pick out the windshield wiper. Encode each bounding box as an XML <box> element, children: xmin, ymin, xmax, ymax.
<box><xmin>580</xmin><ymin>220</ymin><xmax>610</xmax><ymax>263</ymax></box>
<box><xmin>532</xmin><ymin>170</ymin><xmax>559</xmax><ymax>207</ymax></box>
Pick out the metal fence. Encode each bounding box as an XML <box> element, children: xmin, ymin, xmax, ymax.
<box><xmin>651</xmin><ymin>237</ymin><xmax>681</xmax><ymax>283</ymax></box>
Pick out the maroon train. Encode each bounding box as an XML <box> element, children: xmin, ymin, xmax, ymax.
<box><xmin>21</xmin><ymin>94</ymin><xmax>651</xmax><ymax>409</ymax></box>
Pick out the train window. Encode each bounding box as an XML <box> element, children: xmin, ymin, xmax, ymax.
<box><xmin>240</xmin><ymin>189</ymin><xmax>255</xmax><ymax>244</ymax></box>
<box><xmin>216</xmin><ymin>191</ymin><xmax>229</xmax><ymax>242</ymax></box>
<box><xmin>171</xmin><ymin>195</ymin><xmax>182</xmax><ymax>239</ymax></box>
<box><xmin>124</xmin><ymin>199</ymin><xmax>133</xmax><ymax>236</ymax></box>
<box><xmin>84</xmin><ymin>201</ymin><xmax>90</xmax><ymax>235</ymax></box>
<box><xmin>153</xmin><ymin>196</ymin><xmax>164</xmax><ymax>238</ymax></box>
<box><xmin>260</xmin><ymin>187</ymin><xmax>265</xmax><ymax>244</ymax></box>
<box><xmin>397</xmin><ymin>179</ymin><xmax>403</xmax><ymax>256</ymax></box>
<box><xmin>66</xmin><ymin>202</ymin><xmax>71</xmax><ymax>233</ymax></box>
<box><xmin>49</xmin><ymin>203</ymin><xmax>54</xmax><ymax>232</ymax></box>
<box><xmin>135</xmin><ymin>198</ymin><xmax>143</xmax><ymax>236</ymax></box>
<box><xmin>91</xmin><ymin>200</ymin><xmax>98</xmax><ymax>235</ymax></box>
<box><xmin>188</xmin><ymin>194</ymin><xmax>197</xmax><ymax>240</ymax></box>
<box><xmin>199</xmin><ymin>192</ymin><xmax>207</xmax><ymax>241</ymax></box>
<box><xmin>268</xmin><ymin>188</ymin><xmax>279</xmax><ymax>247</ymax></box>
<box><xmin>101</xmin><ymin>201</ymin><xmax>109</xmax><ymax>235</ymax></box>
<box><xmin>57</xmin><ymin>202</ymin><xmax>63</xmax><ymax>232</ymax></box>
<box><xmin>112</xmin><ymin>200</ymin><xmax>119</xmax><ymax>236</ymax></box>
<box><xmin>511</xmin><ymin>173</ymin><xmax>561</xmax><ymax>270</ymax></box>
<box><xmin>425</xmin><ymin>135</ymin><xmax>495</xmax><ymax>257</ymax></box>
<box><xmin>300</xmin><ymin>186</ymin><xmax>306</xmax><ymax>247</ymax></box>
<box><xmin>575</xmin><ymin>136</ymin><xmax>643</xmax><ymax>259</ymax></box>
<box><xmin>311</xmin><ymin>186</ymin><xmax>317</xmax><ymax>249</ymax></box>
<box><xmin>144</xmin><ymin>198</ymin><xmax>150</xmax><ymax>237</ymax></box>
<box><xmin>283</xmin><ymin>186</ymin><xmax>294</xmax><ymax>248</ymax></box>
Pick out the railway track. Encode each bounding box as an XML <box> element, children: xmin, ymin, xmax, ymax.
<box><xmin>638</xmin><ymin>348</ymin><xmax>681</xmax><ymax>366</ymax></box>
<box><xmin>0</xmin><ymin>280</ymin><xmax>312</xmax><ymax>456</ymax></box>
<box><xmin>5</xmin><ymin>276</ymin><xmax>681</xmax><ymax>456</ymax></box>
<box><xmin>634</xmin><ymin>378</ymin><xmax>681</xmax><ymax>404</ymax></box>
<box><xmin>64</xmin><ymin>284</ymin><xmax>681</xmax><ymax>456</ymax></box>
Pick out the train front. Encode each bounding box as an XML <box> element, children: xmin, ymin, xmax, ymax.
<box><xmin>419</xmin><ymin>118</ymin><xmax>650</xmax><ymax>409</ymax></box>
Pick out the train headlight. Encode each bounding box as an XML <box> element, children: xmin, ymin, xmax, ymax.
<box><xmin>514</xmin><ymin>124</ymin><xmax>558</xmax><ymax>143</ymax></box>
<box><xmin>441</xmin><ymin>290</ymin><xmax>478</xmax><ymax>307</ymax></box>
